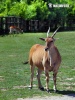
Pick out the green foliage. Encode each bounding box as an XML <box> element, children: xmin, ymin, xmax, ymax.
<box><xmin>0</xmin><ymin>0</ymin><xmax>50</xmax><ymax>20</ymax></box>
<box><xmin>8</xmin><ymin>2</ymin><xmax>36</xmax><ymax>19</ymax></box>
<box><xmin>0</xmin><ymin>2</ymin><xmax>5</xmax><ymax>13</ymax></box>
<box><xmin>65</xmin><ymin>0</ymin><xmax>75</xmax><ymax>27</ymax></box>
<box><xmin>48</xmin><ymin>0</ymin><xmax>69</xmax><ymax>19</ymax></box>
<box><xmin>33</xmin><ymin>0</ymin><xmax>50</xmax><ymax>20</ymax></box>
<box><xmin>8</xmin><ymin>2</ymin><xmax>27</xmax><ymax>18</ymax></box>
<box><xmin>25</xmin><ymin>3</ymin><xmax>37</xmax><ymax>19</ymax></box>
<box><xmin>0</xmin><ymin>0</ymin><xmax>75</xmax><ymax>25</ymax></box>
<box><xmin>68</xmin><ymin>0</ymin><xmax>75</xmax><ymax>14</ymax></box>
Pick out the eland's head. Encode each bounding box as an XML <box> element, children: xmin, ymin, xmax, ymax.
<box><xmin>39</xmin><ymin>26</ymin><xmax>60</xmax><ymax>51</ymax></box>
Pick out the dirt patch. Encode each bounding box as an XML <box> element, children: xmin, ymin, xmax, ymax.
<box><xmin>66</xmin><ymin>78</ymin><xmax>73</xmax><ymax>81</ymax></box>
<box><xmin>0</xmin><ymin>76</ymin><xmax>4</xmax><ymax>81</ymax></box>
<box><xmin>1</xmin><ymin>88</ymin><xmax>7</xmax><ymax>92</ymax></box>
<box><xmin>13</xmin><ymin>85</ymin><xmax>37</xmax><ymax>89</ymax></box>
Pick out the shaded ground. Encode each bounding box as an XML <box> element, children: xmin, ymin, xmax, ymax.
<box><xmin>17</xmin><ymin>90</ymin><xmax>75</xmax><ymax>100</ymax></box>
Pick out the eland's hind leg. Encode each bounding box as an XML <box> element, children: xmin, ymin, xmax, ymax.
<box><xmin>30</xmin><ymin>65</ymin><xmax>35</xmax><ymax>89</ymax></box>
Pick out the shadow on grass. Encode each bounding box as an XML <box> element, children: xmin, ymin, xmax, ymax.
<box><xmin>56</xmin><ymin>90</ymin><xmax>75</xmax><ymax>97</ymax></box>
<box><xmin>27</xmin><ymin>86</ymin><xmax>75</xmax><ymax>98</ymax></box>
<box><xmin>40</xmin><ymin>89</ymin><xmax>75</xmax><ymax>97</ymax></box>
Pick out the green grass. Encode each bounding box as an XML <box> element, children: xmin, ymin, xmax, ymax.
<box><xmin>0</xmin><ymin>32</ymin><xmax>75</xmax><ymax>100</ymax></box>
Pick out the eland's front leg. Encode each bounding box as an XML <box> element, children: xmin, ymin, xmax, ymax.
<box><xmin>53</xmin><ymin>72</ymin><xmax>57</xmax><ymax>92</ymax></box>
<box><xmin>45</xmin><ymin>70</ymin><xmax>50</xmax><ymax>92</ymax></box>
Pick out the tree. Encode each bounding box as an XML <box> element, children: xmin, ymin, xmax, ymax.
<box><xmin>32</xmin><ymin>0</ymin><xmax>50</xmax><ymax>20</ymax></box>
<box><xmin>0</xmin><ymin>0</ymin><xmax>75</xmax><ymax>28</ymax></box>
<box><xmin>66</xmin><ymin>0</ymin><xmax>75</xmax><ymax>27</ymax></box>
<box><xmin>8</xmin><ymin>0</ymin><xmax>50</xmax><ymax>20</ymax></box>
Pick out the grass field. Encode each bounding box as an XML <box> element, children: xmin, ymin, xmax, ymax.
<box><xmin>0</xmin><ymin>32</ymin><xmax>75</xmax><ymax>100</ymax></box>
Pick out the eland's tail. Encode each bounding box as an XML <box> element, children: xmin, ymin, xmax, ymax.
<box><xmin>23</xmin><ymin>61</ymin><xmax>29</xmax><ymax>64</ymax></box>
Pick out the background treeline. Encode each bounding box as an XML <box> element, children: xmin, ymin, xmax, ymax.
<box><xmin>0</xmin><ymin>0</ymin><xmax>75</xmax><ymax>28</ymax></box>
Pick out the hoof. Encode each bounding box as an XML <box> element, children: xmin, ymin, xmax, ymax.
<box><xmin>39</xmin><ymin>87</ymin><xmax>44</xmax><ymax>91</ymax></box>
<box><xmin>46</xmin><ymin>89</ymin><xmax>50</xmax><ymax>93</ymax></box>
<box><xmin>28</xmin><ymin>86</ymin><xmax>32</xmax><ymax>89</ymax></box>
<box><xmin>54</xmin><ymin>89</ymin><xmax>58</xmax><ymax>93</ymax></box>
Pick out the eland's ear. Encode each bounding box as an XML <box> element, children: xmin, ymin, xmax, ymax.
<box><xmin>53</xmin><ymin>38</ymin><xmax>59</xmax><ymax>41</ymax></box>
<box><xmin>39</xmin><ymin>38</ymin><xmax>45</xmax><ymax>41</ymax></box>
